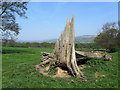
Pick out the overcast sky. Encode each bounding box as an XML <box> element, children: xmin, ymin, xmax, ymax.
<box><xmin>16</xmin><ymin>2</ymin><xmax>118</xmax><ymax>41</ymax></box>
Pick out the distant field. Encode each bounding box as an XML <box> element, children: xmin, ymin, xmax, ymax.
<box><xmin>2</xmin><ymin>47</ymin><xmax>118</xmax><ymax>88</ymax></box>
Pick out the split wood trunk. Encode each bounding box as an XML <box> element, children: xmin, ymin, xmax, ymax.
<box><xmin>54</xmin><ymin>16</ymin><xmax>83</xmax><ymax>77</ymax></box>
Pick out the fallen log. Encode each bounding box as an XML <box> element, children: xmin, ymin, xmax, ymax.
<box><xmin>75</xmin><ymin>51</ymin><xmax>112</xmax><ymax>61</ymax></box>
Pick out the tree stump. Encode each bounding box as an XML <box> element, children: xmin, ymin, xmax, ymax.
<box><xmin>53</xmin><ymin>16</ymin><xmax>83</xmax><ymax>77</ymax></box>
<box><xmin>35</xmin><ymin>16</ymin><xmax>112</xmax><ymax>78</ymax></box>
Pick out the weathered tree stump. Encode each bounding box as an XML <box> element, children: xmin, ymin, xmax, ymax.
<box><xmin>53</xmin><ymin>16</ymin><xmax>83</xmax><ymax>77</ymax></box>
<box><xmin>35</xmin><ymin>16</ymin><xmax>112</xmax><ymax>78</ymax></box>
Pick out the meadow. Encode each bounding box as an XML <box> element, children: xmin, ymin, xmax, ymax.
<box><xmin>2</xmin><ymin>47</ymin><xmax>118</xmax><ymax>88</ymax></box>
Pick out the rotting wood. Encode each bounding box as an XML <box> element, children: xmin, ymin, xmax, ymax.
<box><xmin>75</xmin><ymin>51</ymin><xmax>112</xmax><ymax>61</ymax></box>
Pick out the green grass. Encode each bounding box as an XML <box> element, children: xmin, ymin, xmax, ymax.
<box><xmin>2</xmin><ymin>47</ymin><xmax>118</xmax><ymax>88</ymax></box>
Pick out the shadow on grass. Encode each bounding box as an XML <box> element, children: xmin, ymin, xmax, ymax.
<box><xmin>77</xmin><ymin>59</ymin><xmax>91</xmax><ymax>65</ymax></box>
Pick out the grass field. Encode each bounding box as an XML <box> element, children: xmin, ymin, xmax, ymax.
<box><xmin>2</xmin><ymin>47</ymin><xmax>118</xmax><ymax>88</ymax></box>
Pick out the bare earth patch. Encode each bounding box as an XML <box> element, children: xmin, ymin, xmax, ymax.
<box><xmin>53</xmin><ymin>67</ymin><xmax>70</xmax><ymax>78</ymax></box>
<box><xmin>35</xmin><ymin>65</ymin><xmax>70</xmax><ymax>78</ymax></box>
<box><xmin>35</xmin><ymin>64</ymin><xmax>91</xmax><ymax>78</ymax></box>
<box><xmin>35</xmin><ymin>65</ymin><xmax>49</xmax><ymax>76</ymax></box>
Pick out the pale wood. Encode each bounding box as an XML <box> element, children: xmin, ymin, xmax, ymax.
<box><xmin>76</xmin><ymin>51</ymin><xmax>112</xmax><ymax>61</ymax></box>
<box><xmin>54</xmin><ymin>16</ymin><xmax>83</xmax><ymax>77</ymax></box>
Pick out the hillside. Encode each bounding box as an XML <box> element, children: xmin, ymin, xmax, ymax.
<box><xmin>75</xmin><ymin>35</ymin><xmax>96</xmax><ymax>43</ymax></box>
<box><xmin>44</xmin><ymin>35</ymin><xmax>96</xmax><ymax>43</ymax></box>
<box><xmin>18</xmin><ymin>35</ymin><xmax>96</xmax><ymax>43</ymax></box>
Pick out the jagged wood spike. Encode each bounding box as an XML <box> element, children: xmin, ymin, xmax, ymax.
<box><xmin>54</xmin><ymin>16</ymin><xmax>83</xmax><ymax>77</ymax></box>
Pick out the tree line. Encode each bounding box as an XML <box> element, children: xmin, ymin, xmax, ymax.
<box><xmin>2</xmin><ymin>41</ymin><xmax>104</xmax><ymax>51</ymax></box>
<box><xmin>2</xmin><ymin>42</ymin><xmax>55</xmax><ymax>48</ymax></box>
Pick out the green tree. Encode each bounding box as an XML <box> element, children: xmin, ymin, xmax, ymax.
<box><xmin>94</xmin><ymin>22</ymin><xmax>119</xmax><ymax>52</ymax></box>
<box><xmin>0</xmin><ymin>1</ymin><xmax>28</xmax><ymax>43</ymax></box>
